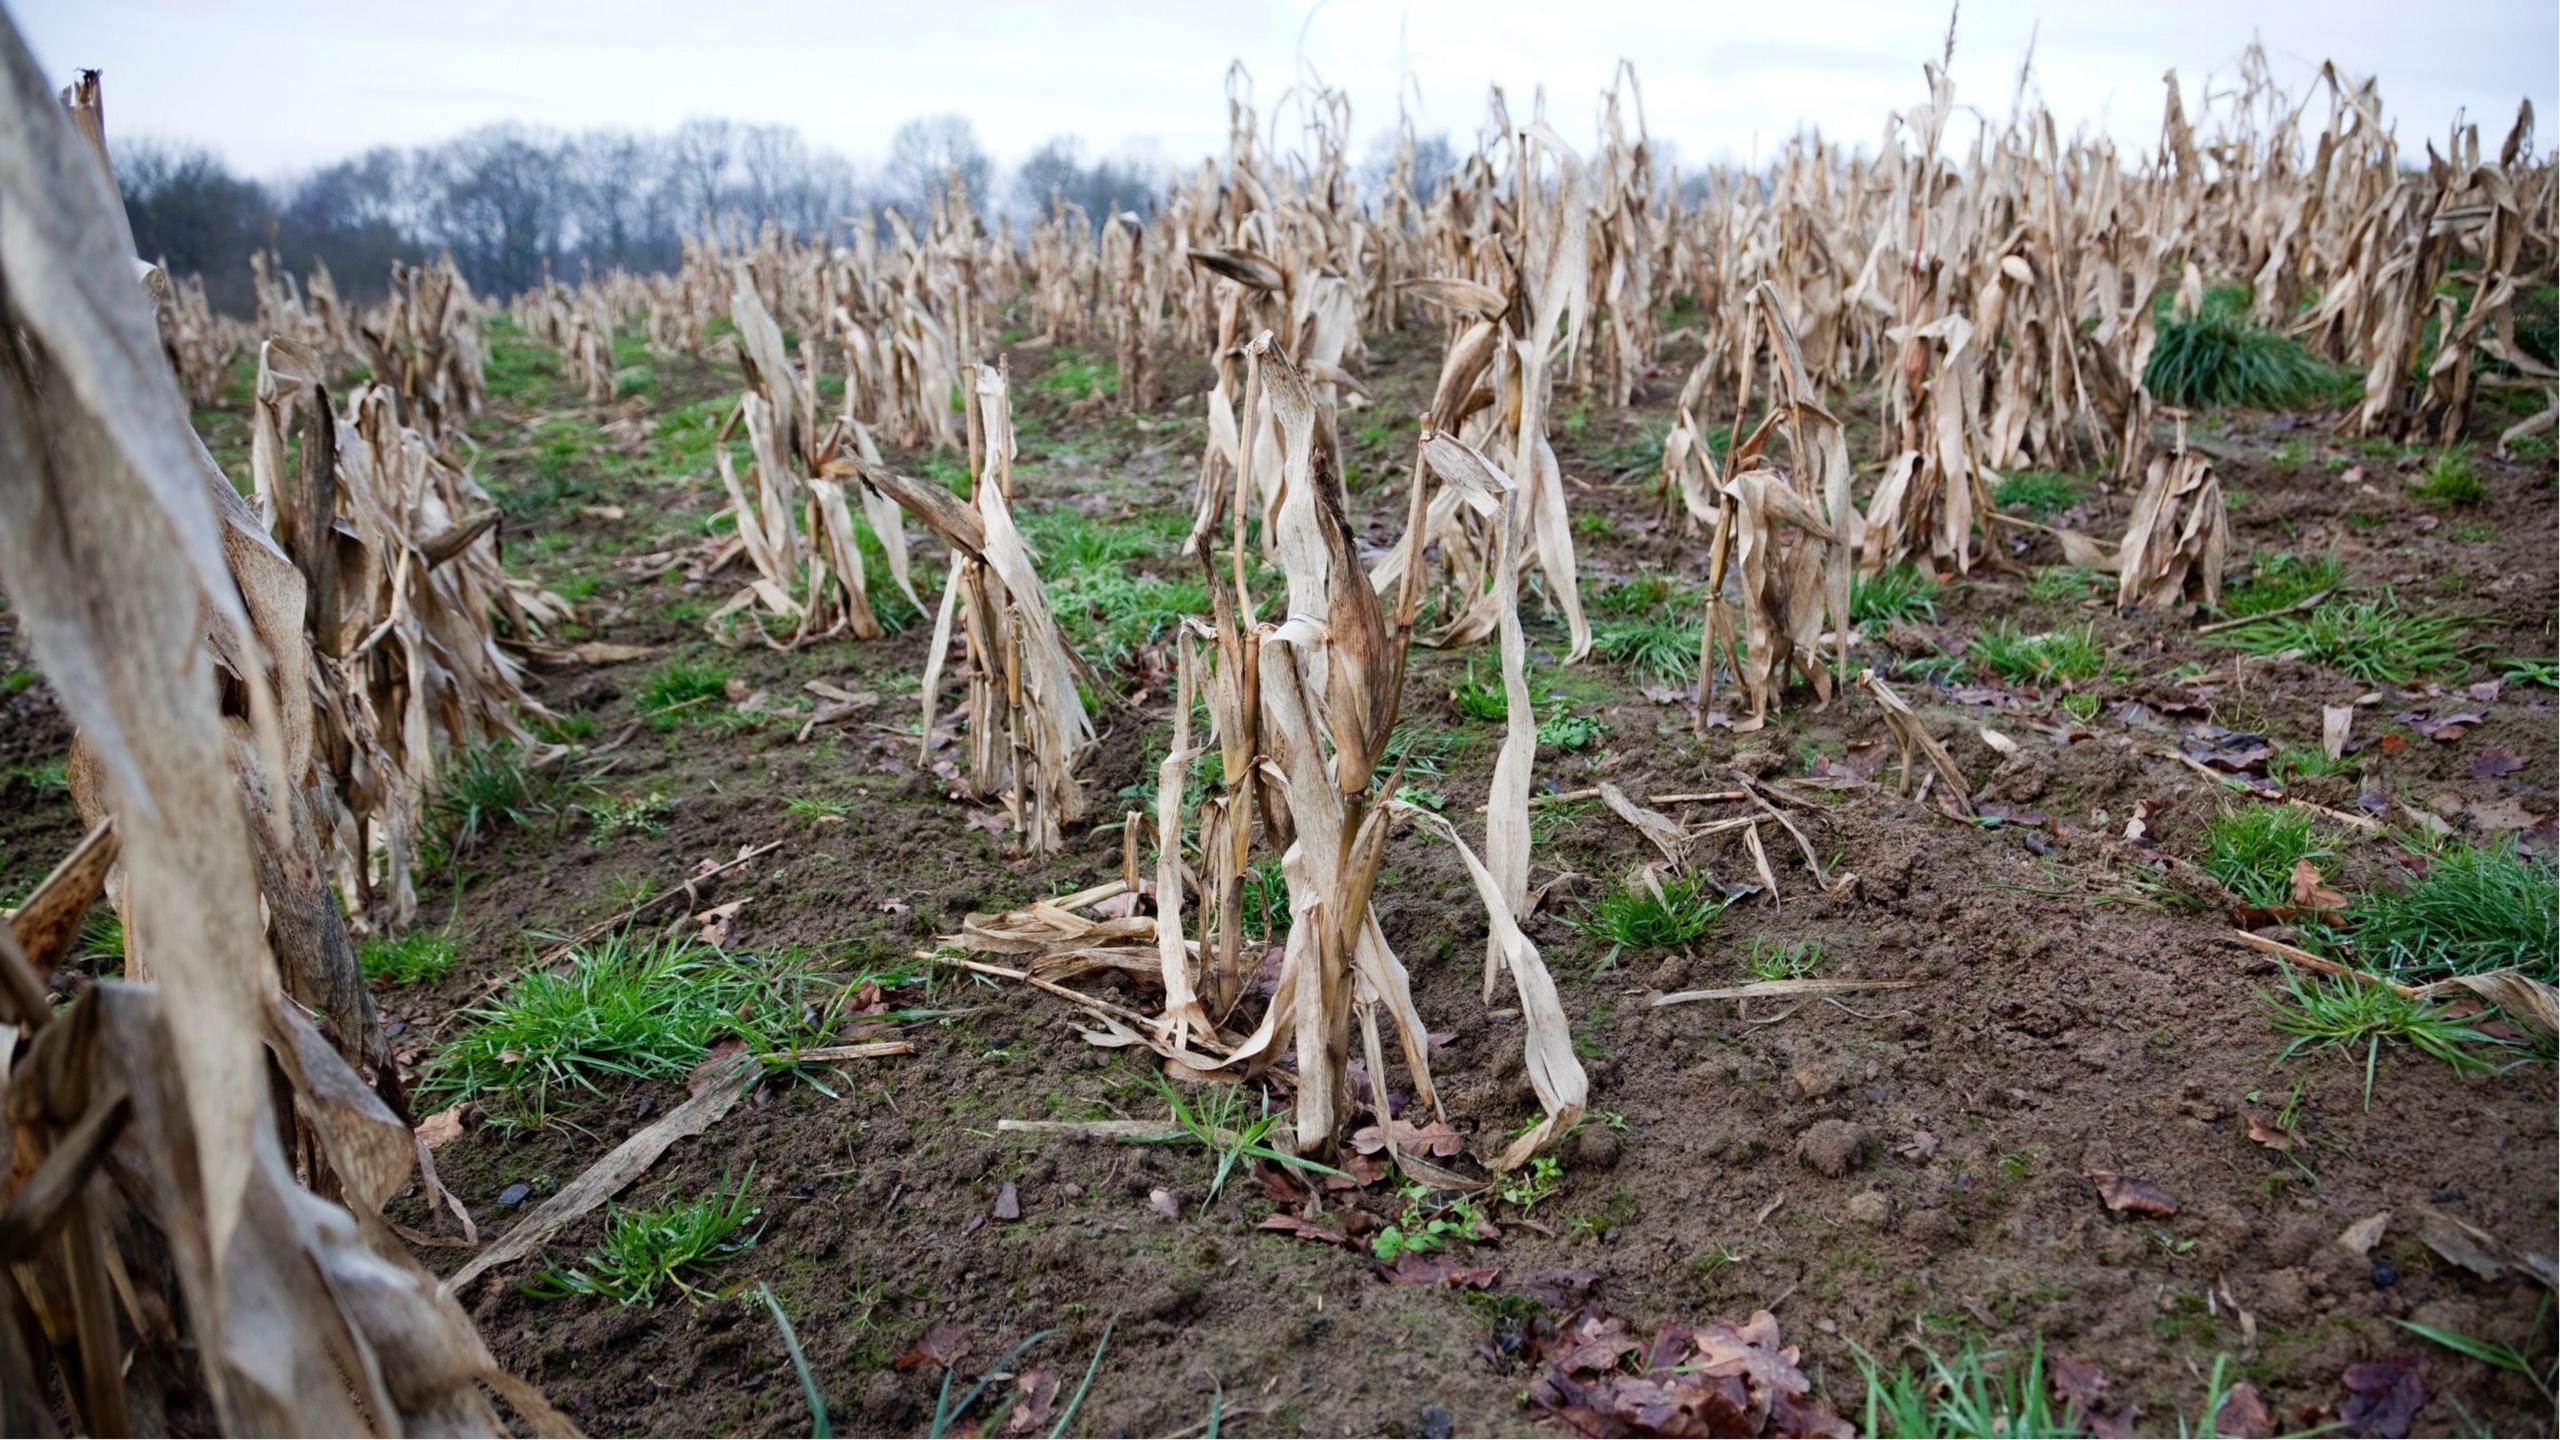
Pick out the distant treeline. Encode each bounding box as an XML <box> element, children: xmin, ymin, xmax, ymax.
<box><xmin>117</xmin><ymin>113</ymin><xmax>1461</xmax><ymax>315</ymax></box>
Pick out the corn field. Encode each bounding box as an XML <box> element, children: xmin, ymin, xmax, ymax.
<box><xmin>3</xmin><ymin>9</ymin><xmax>2556</xmax><ymax>1436</ymax></box>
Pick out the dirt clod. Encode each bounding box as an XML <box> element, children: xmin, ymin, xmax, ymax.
<box><xmin>1846</xmin><ymin>1190</ymin><xmax>1894</xmax><ymax>1229</ymax></box>
<box><xmin>1796</xmin><ymin>1120</ymin><xmax>1869</xmax><ymax>1178</ymax></box>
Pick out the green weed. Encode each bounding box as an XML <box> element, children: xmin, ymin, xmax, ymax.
<box><xmin>1970</xmin><ymin>622</ymin><xmax>2104</xmax><ymax>685</ymax></box>
<box><xmin>422</xmin><ymin>933</ymin><xmax>778</xmax><ymax>1120</ymax></box>
<box><xmin>361</xmin><ymin>929</ymin><xmax>459</xmax><ymax>987</ymax></box>
<box><xmin>1574</xmin><ymin>872</ymin><xmax>1728</xmax><ymax>961</ymax></box>
<box><xmin>1991</xmin><ymin>471</ymin><xmax>2082</xmax><ymax>519</ymax></box>
<box><xmin>2261</xmin><ymin>968</ymin><xmax>2503</xmax><ymax>1109</ymax></box>
<box><xmin>2411</xmin><ymin>445</ymin><xmax>2486</xmax><ymax>506</ymax></box>
<box><xmin>2212</xmin><ymin>593</ymin><xmax>2462</xmax><ymax>684</ymax></box>
<box><xmin>2221</xmin><ymin>550</ymin><xmax>2343</xmax><ymax>618</ymax></box>
<box><xmin>526</xmin><ymin>1172</ymin><xmax>759</xmax><ymax>1307</ymax></box>
<box><xmin>2200</xmin><ymin>805</ymin><xmax>2334</xmax><ymax>910</ymax></box>
<box><xmin>2145</xmin><ymin>302</ymin><xmax>2349</xmax><ymax>410</ymax></box>
<box><xmin>1140</xmin><ymin>1076</ymin><xmax>1340</xmax><ymax>1214</ymax></box>
<box><xmin>1853</xmin><ymin>564</ymin><xmax>1941</xmax><ymax>626</ymax></box>
<box><xmin>2322</xmin><ymin>838</ymin><xmax>2558</xmax><ymax>983</ymax></box>
<box><xmin>638</xmin><ymin>658</ymin><xmax>733</xmax><ymax>730</ymax></box>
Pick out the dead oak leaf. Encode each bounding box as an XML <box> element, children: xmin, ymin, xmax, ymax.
<box><xmin>2243</xmin><ymin>1109</ymin><xmax>2297</xmax><ymax>1152</ymax></box>
<box><xmin>2341</xmin><ymin>1353</ymin><xmax>2428</xmax><ymax>1439</ymax></box>
<box><xmin>2287</xmin><ymin>858</ymin><xmax>2346</xmax><ymax>914</ymax></box>
<box><xmin>894</xmin><ymin>1325</ymin><xmax>972</xmax><ymax>1372</ymax></box>
<box><xmin>1348</xmin><ymin>1116</ymin><xmax>1467</xmax><ymax>1158</ymax></box>
<box><xmin>2086</xmin><ymin>1171</ymin><xmax>2179</xmax><ymax>1216</ymax></box>
<box><xmin>2215</xmin><ymin>1382</ymin><xmax>2274</xmax><ymax>1439</ymax></box>
<box><xmin>1003</xmin><ymin>1368</ymin><xmax>1061</xmax><ymax>1437</ymax></box>
<box><xmin>414</xmin><ymin>1103</ymin><xmax>465</xmax><ymax>1151</ymax></box>
<box><xmin>2050</xmin><ymin>1353</ymin><xmax>2108</xmax><ymax>1410</ymax></box>
<box><xmin>2470</xmin><ymin>749</ymin><xmax>2526</xmax><ymax>778</ymax></box>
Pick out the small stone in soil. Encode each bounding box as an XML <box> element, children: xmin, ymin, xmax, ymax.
<box><xmin>1421</xmin><ymin>1404</ymin><xmax>1454</xmax><ymax>1439</ymax></box>
<box><xmin>2372</xmin><ymin>1261</ymin><xmax>2398</xmax><ymax>1288</ymax></box>
<box><xmin>497</xmin><ymin>1182</ymin><xmax>531</xmax><ymax>1208</ymax></box>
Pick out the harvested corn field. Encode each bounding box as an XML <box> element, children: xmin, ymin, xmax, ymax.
<box><xmin>2</xmin><ymin>7</ymin><xmax>2556</xmax><ymax>1437</ymax></box>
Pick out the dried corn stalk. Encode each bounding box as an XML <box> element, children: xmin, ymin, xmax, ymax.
<box><xmin>0</xmin><ymin>46</ymin><xmax>558</xmax><ymax>1434</ymax></box>
<box><xmin>2114</xmin><ymin>444</ymin><xmax>2229</xmax><ymax>612</ymax></box>
<box><xmin>1857</xmin><ymin>669</ymin><xmax>1974</xmax><ymax>817</ymax></box>
<box><xmin>871</xmin><ymin>365</ymin><xmax>1093</xmax><ymax>853</ymax></box>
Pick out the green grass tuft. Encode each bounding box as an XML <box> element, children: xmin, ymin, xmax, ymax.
<box><xmin>2321</xmin><ymin>839</ymin><xmax>2558</xmax><ymax>983</ymax></box>
<box><xmin>2023</xmin><ymin>566</ymin><xmax>2106</xmax><ymax>604</ymax></box>
<box><xmin>1852</xmin><ymin>565</ymin><xmax>1940</xmax><ymax>626</ymax></box>
<box><xmin>361</xmin><ymin>929</ymin><xmax>459</xmax><ymax>987</ymax></box>
<box><xmin>526</xmin><ymin>1172</ymin><xmax>760</xmax><ymax>1307</ymax></box>
<box><xmin>1991</xmin><ymin>471</ymin><xmax>2081</xmax><ymax>519</ymax></box>
<box><xmin>2144</xmin><ymin>293</ymin><xmax>2349</xmax><ymax>410</ymax></box>
<box><xmin>1574</xmin><ymin>872</ymin><xmax>1728</xmax><ymax>961</ymax></box>
<box><xmin>2262</xmin><ymin>968</ymin><xmax>2503</xmax><ymax>1108</ymax></box>
<box><xmin>2211</xmin><ymin>592</ymin><xmax>2462</xmax><ymax>684</ymax></box>
<box><xmin>1969</xmin><ymin>622</ymin><xmax>2104</xmax><ymax>685</ymax></box>
<box><xmin>428</xmin><ymin>742</ymin><xmax>548</xmax><ymax>857</ymax></box>
<box><xmin>2200</xmin><ymin>805</ymin><xmax>2333</xmax><ymax>910</ymax></box>
<box><xmin>2411</xmin><ymin>445</ymin><xmax>2487</xmax><ymax>506</ymax></box>
<box><xmin>2221</xmin><ymin>550</ymin><xmax>2343</xmax><ymax>618</ymax></box>
<box><xmin>421</xmin><ymin>933</ymin><xmax>777</xmax><ymax>1121</ymax></box>
<box><xmin>638</xmin><ymin>658</ymin><xmax>733</xmax><ymax>730</ymax></box>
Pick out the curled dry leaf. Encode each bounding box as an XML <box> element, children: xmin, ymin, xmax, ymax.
<box><xmin>2340</xmin><ymin>1353</ymin><xmax>2427</xmax><ymax>1439</ymax></box>
<box><xmin>414</xmin><ymin>1102</ymin><xmax>466</xmax><ymax>1151</ymax></box>
<box><xmin>896</xmin><ymin>1325</ymin><xmax>974</xmax><ymax>1373</ymax></box>
<box><xmin>2287</xmin><ymin>858</ymin><xmax>2347</xmax><ymax>914</ymax></box>
<box><xmin>2086</xmin><ymin>1171</ymin><xmax>2179</xmax><ymax>1215</ymax></box>
<box><xmin>2336</xmin><ymin>1211</ymin><xmax>2391</xmax><ymax>1256</ymax></box>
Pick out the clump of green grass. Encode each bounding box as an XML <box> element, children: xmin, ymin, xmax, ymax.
<box><xmin>1590</xmin><ymin>577</ymin><xmax>1710</xmax><ymax>686</ymax></box>
<box><xmin>2411</xmin><ymin>445</ymin><xmax>2487</xmax><ymax>506</ymax></box>
<box><xmin>2144</xmin><ymin>302</ymin><xmax>2348</xmax><ymax>410</ymax></box>
<box><xmin>1852</xmin><ymin>565</ymin><xmax>1940</xmax><ymax>626</ymax></box>
<box><xmin>1451</xmin><ymin>661</ymin><xmax>1511</xmax><ymax>721</ymax></box>
<box><xmin>2320</xmin><ymin>839</ymin><xmax>2558</xmax><ymax>983</ymax></box>
<box><xmin>1574</xmin><ymin>872</ymin><xmax>1728</xmax><ymax>961</ymax></box>
<box><xmin>428</xmin><ymin>742</ymin><xmax>548</xmax><ymax>855</ymax></box>
<box><xmin>1237</xmin><ymin>853</ymin><xmax>1290</xmax><ymax>939</ymax></box>
<box><xmin>1968</xmin><ymin>622</ymin><xmax>2103</xmax><ymax>685</ymax></box>
<box><xmin>2200</xmin><ymin>805</ymin><xmax>2334</xmax><ymax>910</ymax></box>
<box><xmin>1744</xmin><ymin>939</ymin><xmax>1822</xmax><ymax>982</ymax></box>
<box><xmin>1051</xmin><ymin>571</ymin><xmax>1207</xmax><ymax>668</ymax></box>
<box><xmin>1138</xmin><ymin>1077</ymin><xmax>1340</xmax><ymax>1214</ymax></box>
<box><xmin>2022</xmin><ymin>565</ymin><xmax>2105</xmax><ymax>604</ymax></box>
<box><xmin>1851</xmin><ymin>1338</ymin><xmax>2075</xmax><ymax>1440</ymax></box>
<box><xmin>361</xmin><ymin>929</ymin><xmax>459</xmax><ymax>987</ymax></box>
<box><xmin>2502</xmin><ymin>654</ymin><xmax>2558</xmax><ymax>688</ymax></box>
<box><xmin>637</xmin><ymin>658</ymin><xmax>732</xmax><ymax>730</ymax></box>
<box><xmin>1030</xmin><ymin>350</ymin><xmax>1116</xmax><ymax>401</ymax></box>
<box><xmin>421</xmin><ymin>933</ymin><xmax>774</xmax><ymax>1120</ymax></box>
<box><xmin>2262</xmin><ymin>968</ymin><xmax>2503</xmax><ymax>1109</ymax></box>
<box><xmin>784</xmin><ymin>794</ymin><xmax>851</xmax><ymax>826</ymax></box>
<box><xmin>526</xmin><ymin>1172</ymin><xmax>760</xmax><ymax>1306</ymax></box>
<box><xmin>2268</xmin><ymin>745</ymin><xmax>2356</xmax><ymax>786</ymax></box>
<box><xmin>2220</xmin><ymin>549</ymin><xmax>2344</xmax><ymax>618</ymax></box>
<box><xmin>1593</xmin><ymin>616</ymin><xmax>1703</xmax><ymax>686</ymax></box>
<box><xmin>2212</xmin><ymin>592</ymin><xmax>2462</xmax><ymax>684</ymax></box>
<box><xmin>1990</xmin><ymin>471</ymin><xmax>2081</xmax><ymax>519</ymax></box>
<box><xmin>584</xmin><ymin>791</ymin><xmax>674</xmax><ymax>842</ymax></box>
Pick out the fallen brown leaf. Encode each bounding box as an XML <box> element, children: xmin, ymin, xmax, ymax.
<box><xmin>2243</xmin><ymin>1109</ymin><xmax>2296</xmax><ymax>1152</ymax></box>
<box><xmin>2086</xmin><ymin>1171</ymin><xmax>2178</xmax><ymax>1215</ymax></box>
<box><xmin>2287</xmin><ymin>859</ymin><xmax>2346</xmax><ymax>914</ymax></box>
<box><xmin>2341</xmin><ymin>1353</ymin><xmax>2427</xmax><ymax>1438</ymax></box>
<box><xmin>895</xmin><ymin>1325</ymin><xmax>973</xmax><ymax>1372</ymax></box>
<box><xmin>414</xmin><ymin>1103</ymin><xmax>465</xmax><ymax>1151</ymax></box>
<box><xmin>2215</xmin><ymin>1382</ymin><xmax>2273</xmax><ymax>1439</ymax></box>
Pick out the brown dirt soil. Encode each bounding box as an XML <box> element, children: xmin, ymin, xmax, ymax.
<box><xmin>9</xmin><ymin>318</ymin><xmax>2555</xmax><ymax>1438</ymax></box>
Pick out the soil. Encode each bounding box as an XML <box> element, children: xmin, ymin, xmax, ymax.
<box><xmin>6</xmin><ymin>316</ymin><xmax>2554</xmax><ymax>1439</ymax></box>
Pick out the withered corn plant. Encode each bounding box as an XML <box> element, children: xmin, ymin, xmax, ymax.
<box><xmin>867</xmin><ymin>364</ymin><xmax>1094</xmax><ymax>855</ymax></box>
<box><xmin>0</xmin><ymin>47</ymin><xmax>560</xmax><ymax>1436</ymax></box>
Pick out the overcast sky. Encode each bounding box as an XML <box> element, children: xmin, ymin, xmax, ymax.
<box><xmin>15</xmin><ymin>0</ymin><xmax>2553</xmax><ymax>179</ymax></box>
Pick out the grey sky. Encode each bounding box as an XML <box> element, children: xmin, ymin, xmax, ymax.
<box><xmin>16</xmin><ymin>0</ymin><xmax>2553</xmax><ymax>179</ymax></box>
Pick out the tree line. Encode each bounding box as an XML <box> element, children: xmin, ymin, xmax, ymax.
<box><xmin>117</xmin><ymin>114</ymin><xmax>1183</xmax><ymax>314</ymax></box>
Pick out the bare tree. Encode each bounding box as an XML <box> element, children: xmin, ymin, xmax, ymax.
<box><xmin>886</xmin><ymin>114</ymin><xmax>991</xmax><ymax>219</ymax></box>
